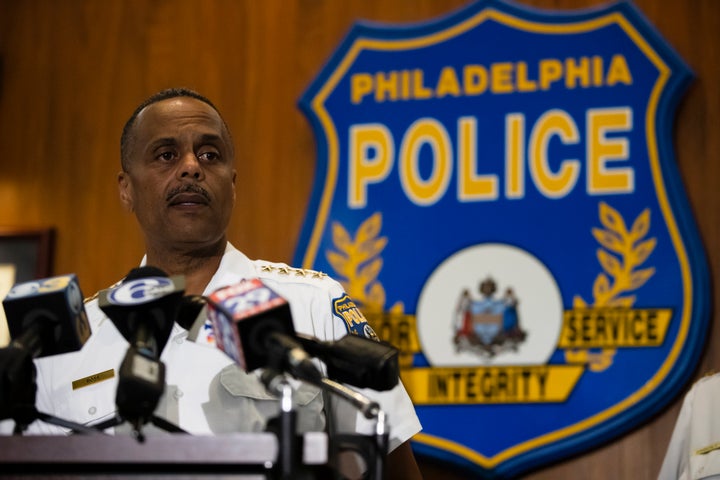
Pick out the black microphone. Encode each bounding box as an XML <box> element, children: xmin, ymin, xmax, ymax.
<box><xmin>0</xmin><ymin>344</ymin><xmax>36</xmax><ymax>428</ymax></box>
<box><xmin>294</xmin><ymin>334</ymin><xmax>399</xmax><ymax>391</ymax></box>
<box><xmin>189</xmin><ymin>281</ymin><xmax>399</xmax><ymax>390</ymax></box>
<box><xmin>1</xmin><ymin>274</ymin><xmax>91</xmax><ymax>429</ymax></box>
<box><xmin>99</xmin><ymin>266</ymin><xmax>183</xmax><ymax>355</ymax></box>
<box><xmin>2</xmin><ymin>274</ymin><xmax>91</xmax><ymax>358</ymax></box>
<box><xmin>97</xmin><ymin>267</ymin><xmax>184</xmax><ymax>433</ymax></box>
<box><xmin>206</xmin><ymin>278</ymin><xmax>322</xmax><ymax>384</ymax></box>
<box><xmin>175</xmin><ymin>294</ymin><xmax>208</xmax><ymax>341</ymax></box>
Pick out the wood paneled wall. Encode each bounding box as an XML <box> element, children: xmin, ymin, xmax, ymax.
<box><xmin>0</xmin><ymin>1</ymin><xmax>717</xmax><ymax>478</ymax></box>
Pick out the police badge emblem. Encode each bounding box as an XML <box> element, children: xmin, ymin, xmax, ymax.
<box><xmin>294</xmin><ymin>0</ymin><xmax>710</xmax><ymax>476</ymax></box>
<box><xmin>452</xmin><ymin>276</ymin><xmax>527</xmax><ymax>358</ymax></box>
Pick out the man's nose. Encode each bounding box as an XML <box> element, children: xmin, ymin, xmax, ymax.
<box><xmin>177</xmin><ymin>153</ymin><xmax>204</xmax><ymax>180</ymax></box>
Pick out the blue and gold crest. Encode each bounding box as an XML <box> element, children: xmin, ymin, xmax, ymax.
<box><xmin>333</xmin><ymin>293</ymin><xmax>379</xmax><ymax>340</ymax></box>
<box><xmin>295</xmin><ymin>0</ymin><xmax>710</xmax><ymax>476</ymax></box>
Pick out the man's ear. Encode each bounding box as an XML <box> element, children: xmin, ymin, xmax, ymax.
<box><xmin>232</xmin><ymin>169</ymin><xmax>237</xmax><ymax>204</ymax></box>
<box><xmin>118</xmin><ymin>171</ymin><xmax>134</xmax><ymax>212</ymax></box>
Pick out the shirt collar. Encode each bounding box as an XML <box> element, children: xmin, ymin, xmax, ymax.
<box><xmin>138</xmin><ymin>242</ymin><xmax>257</xmax><ymax>296</ymax></box>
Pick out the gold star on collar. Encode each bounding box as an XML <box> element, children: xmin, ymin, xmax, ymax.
<box><xmin>276</xmin><ymin>266</ymin><xmax>291</xmax><ymax>275</ymax></box>
<box><xmin>260</xmin><ymin>265</ymin><xmax>275</xmax><ymax>273</ymax></box>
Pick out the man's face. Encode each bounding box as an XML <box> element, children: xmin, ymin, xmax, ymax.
<box><xmin>118</xmin><ymin>97</ymin><xmax>237</xmax><ymax>252</ymax></box>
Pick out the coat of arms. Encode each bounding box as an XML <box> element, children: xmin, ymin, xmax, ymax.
<box><xmin>454</xmin><ymin>278</ymin><xmax>527</xmax><ymax>358</ymax></box>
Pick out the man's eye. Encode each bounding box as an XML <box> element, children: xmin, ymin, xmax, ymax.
<box><xmin>158</xmin><ymin>151</ymin><xmax>175</xmax><ymax>161</ymax></box>
<box><xmin>198</xmin><ymin>151</ymin><xmax>220</xmax><ymax>161</ymax></box>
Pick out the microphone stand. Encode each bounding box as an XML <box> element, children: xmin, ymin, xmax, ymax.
<box><xmin>262</xmin><ymin>367</ymin><xmax>389</xmax><ymax>480</ymax></box>
<box><xmin>89</xmin><ymin>412</ymin><xmax>188</xmax><ymax>439</ymax></box>
<box><xmin>87</xmin><ymin>344</ymin><xmax>188</xmax><ymax>441</ymax></box>
<box><xmin>29</xmin><ymin>410</ymin><xmax>108</xmax><ymax>435</ymax></box>
<box><xmin>261</xmin><ymin>369</ymin><xmax>303</xmax><ymax>480</ymax></box>
<box><xmin>0</xmin><ymin>344</ymin><xmax>106</xmax><ymax>435</ymax></box>
<box><xmin>317</xmin><ymin>377</ymin><xmax>388</xmax><ymax>480</ymax></box>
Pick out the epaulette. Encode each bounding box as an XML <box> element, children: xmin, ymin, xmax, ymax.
<box><xmin>258</xmin><ymin>262</ymin><xmax>329</xmax><ymax>281</ymax></box>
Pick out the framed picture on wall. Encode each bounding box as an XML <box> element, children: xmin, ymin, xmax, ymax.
<box><xmin>0</xmin><ymin>227</ymin><xmax>55</xmax><ymax>281</ymax></box>
<box><xmin>0</xmin><ymin>227</ymin><xmax>55</xmax><ymax>346</ymax></box>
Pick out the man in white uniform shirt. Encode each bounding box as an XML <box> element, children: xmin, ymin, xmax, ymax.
<box><xmin>7</xmin><ymin>88</ymin><xmax>423</xmax><ymax>479</ymax></box>
<box><xmin>659</xmin><ymin>373</ymin><xmax>720</xmax><ymax>480</ymax></box>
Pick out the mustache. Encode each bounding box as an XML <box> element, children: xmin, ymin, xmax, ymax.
<box><xmin>166</xmin><ymin>184</ymin><xmax>211</xmax><ymax>202</ymax></box>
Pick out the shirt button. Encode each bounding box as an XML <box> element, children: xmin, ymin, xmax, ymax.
<box><xmin>88</xmin><ymin>406</ymin><xmax>97</xmax><ymax>415</ymax></box>
<box><xmin>174</xmin><ymin>389</ymin><xmax>184</xmax><ymax>399</ymax></box>
<box><xmin>174</xmin><ymin>336</ymin><xmax>184</xmax><ymax>345</ymax></box>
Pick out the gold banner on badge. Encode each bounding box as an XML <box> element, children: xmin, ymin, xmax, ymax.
<box><xmin>401</xmin><ymin>365</ymin><xmax>584</xmax><ymax>405</ymax></box>
<box><xmin>365</xmin><ymin>311</ymin><xmax>421</xmax><ymax>354</ymax></box>
<box><xmin>558</xmin><ymin>308</ymin><xmax>672</xmax><ymax>348</ymax></box>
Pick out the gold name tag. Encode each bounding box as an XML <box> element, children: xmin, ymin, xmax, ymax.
<box><xmin>72</xmin><ymin>369</ymin><xmax>115</xmax><ymax>390</ymax></box>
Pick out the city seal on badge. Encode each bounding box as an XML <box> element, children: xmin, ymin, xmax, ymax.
<box><xmin>454</xmin><ymin>277</ymin><xmax>527</xmax><ymax>358</ymax></box>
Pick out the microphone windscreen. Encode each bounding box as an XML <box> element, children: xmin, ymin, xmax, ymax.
<box><xmin>98</xmin><ymin>267</ymin><xmax>185</xmax><ymax>355</ymax></box>
<box><xmin>2</xmin><ymin>274</ymin><xmax>91</xmax><ymax>357</ymax></box>
<box><xmin>175</xmin><ymin>295</ymin><xmax>208</xmax><ymax>342</ymax></box>
<box><xmin>206</xmin><ymin>278</ymin><xmax>296</xmax><ymax>372</ymax></box>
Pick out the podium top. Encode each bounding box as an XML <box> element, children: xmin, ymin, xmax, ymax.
<box><xmin>0</xmin><ymin>432</ymin><xmax>329</xmax><ymax>476</ymax></box>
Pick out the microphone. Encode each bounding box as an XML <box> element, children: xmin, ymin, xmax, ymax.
<box><xmin>183</xmin><ymin>283</ymin><xmax>399</xmax><ymax>390</ymax></box>
<box><xmin>295</xmin><ymin>334</ymin><xmax>399</xmax><ymax>391</ymax></box>
<box><xmin>206</xmin><ymin>279</ymin><xmax>390</xmax><ymax>473</ymax></box>
<box><xmin>1</xmin><ymin>274</ymin><xmax>91</xmax><ymax>429</ymax></box>
<box><xmin>206</xmin><ymin>278</ymin><xmax>321</xmax><ymax>384</ymax></box>
<box><xmin>2</xmin><ymin>274</ymin><xmax>91</xmax><ymax>358</ymax></box>
<box><xmin>175</xmin><ymin>294</ymin><xmax>208</xmax><ymax>341</ymax></box>
<box><xmin>97</xmin><ymin>267</ymin><xmax>185</xmax><ymax>433</ymax></box>
<box><xmin>99</xmin><ymin>266</ymin><xmax>184</xmax><ymax>355</ymax></box>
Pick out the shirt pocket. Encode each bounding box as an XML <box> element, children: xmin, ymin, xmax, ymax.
<box><xmin>52</xmin><ymin>375</ymin><xmax>118</xmax><ymax>430</ymax></box>
<box><xmin>212</xmin><ymin>365</ymin><xmax>324</xmax><ymax>434</ymax></box>
<box><xmin>691</xmin><ymin>449</ymin><xmax>720</xmax><ymax>479</ymax></box>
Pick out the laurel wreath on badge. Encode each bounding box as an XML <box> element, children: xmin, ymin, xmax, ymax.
<box><xmin>565</xmin><ymin>201</ymin><xmax>657</xmax><ymax>372</ymax></box>
<box><xmin>325</xmin><ymin>212</ymin><xmax>404</xmax><ymax>315</ymax></box>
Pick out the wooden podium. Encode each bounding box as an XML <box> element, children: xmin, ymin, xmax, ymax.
<box><xmin>0</xmin><ymin>432</ymin><xmax>329</xmax><ymax>479</ymax></box>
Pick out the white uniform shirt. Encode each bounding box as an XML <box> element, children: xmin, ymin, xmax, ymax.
<box><xmin>10</xmin><ymin>243</ymin><xmax>422</xmax><ymax>451</ymax></box>
<box><xmin>659</xmin><ymin>373</ymin><xmax>720</xmax><ymax>480</ymax></box>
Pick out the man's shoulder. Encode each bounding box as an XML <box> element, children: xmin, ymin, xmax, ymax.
<box><xmin>83</xmin><ymin>277</ymin><xmax>123</xmax><ymax>305</ymax></box>
<box><xmin>80</xmin><ymin>278</ymin><xmax>124</xmax><ymax>329</ymax></box>
<box><xmin>223</xmin><ymin>244</ymin><xmax>342</xmax><ymax>293</ymax></box>
<box><xmin>693</xmin><ymin>371</ymin><xmax>720</xmax><ymax>390</ymax></box>
<box><xmin>251</xmin><ymin>259</ymin><xmax>342</xmax><ymax>292</ymax></box>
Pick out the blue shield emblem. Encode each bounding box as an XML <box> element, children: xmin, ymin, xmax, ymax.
<box><xmin>294</xmin><ymin>0</ymin><xmax>710</xmax><ymax>476</ymax></box>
